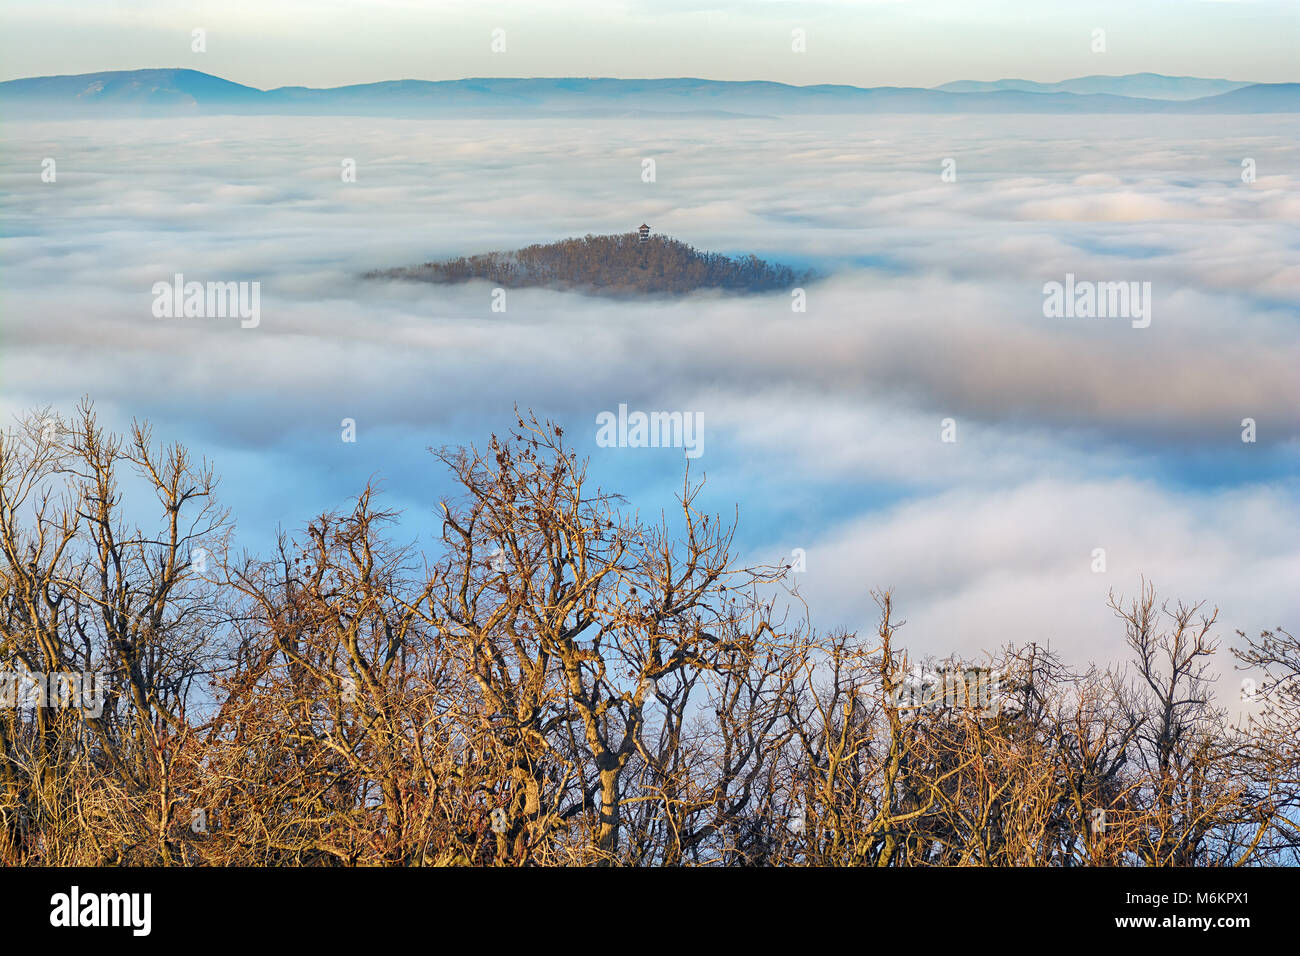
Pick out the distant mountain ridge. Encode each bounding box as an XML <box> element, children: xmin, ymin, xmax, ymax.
<box><xmin>1</xmin><ymin>69</ymin><xmax>1296</xmax><ymax>117</ymax></box>
<box><xmin>935</xmin><ymin>73</ymin><xmax>1253</xmax><ymax>100</ymax></box>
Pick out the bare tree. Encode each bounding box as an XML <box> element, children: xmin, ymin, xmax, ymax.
<box><xmin>0</xmin><ymin>400</ymin><xmax>229</xmax><ymax>864</ymax></box>
<box><xmin>2</xmin><ymin>404</ymin><xmax>1292</xmax><ymax>868</ymax></box>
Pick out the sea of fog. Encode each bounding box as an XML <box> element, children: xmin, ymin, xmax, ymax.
<box><xmin>1</xmin><ymin>112</ymin><xmax>1297</xmax><ymax>674</ymax></box>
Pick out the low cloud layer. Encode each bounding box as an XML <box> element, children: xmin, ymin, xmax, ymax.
<box><xmin>2</xmin><ymin>112</ymin><xmax>1296</xmax><ymax>670</ymax></box>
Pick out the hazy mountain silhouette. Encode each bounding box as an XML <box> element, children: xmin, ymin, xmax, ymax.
<box><xmin>935</xmin><ymin>73</ymin><xmax>1253</xmax><ymax>100</ymax></box>
<box><xmin>2</xmin><ymin>69</ymin><xmax>1295</xmax><ymax>117</ymax></box>
<box><xmin>1174</xmin><ymin>82</ymin><xmax>1300</xmax><ymax>112</ymax></box>
<box><xmin>0</xmin><ymin>68</ymin><xmax>263</xmax><ymax>110</ymax></box>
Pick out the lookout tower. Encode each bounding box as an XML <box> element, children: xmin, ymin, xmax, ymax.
<box><xmin>638</xmin><ymin>223</ymin><xmax>651</xmax><ymax>242</ymax></box>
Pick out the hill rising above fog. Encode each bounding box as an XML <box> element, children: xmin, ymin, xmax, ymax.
<box><xmin>1</xmin><ymin>69</ymin><xmax>1296</xmax><ymax>116</ymax></box>
<box><xmin>365</xmin><ymin>233</ymin><xmax>809</xmax><ymax>296</ymax></box>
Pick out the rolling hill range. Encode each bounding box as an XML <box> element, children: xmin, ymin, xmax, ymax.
<box><xmin>1</xmin><ymin>69</ymin><xmax>1295</xmax><ymax>117</ymax></box>
<box><xmin>934</xmin><ymin>72</ymin><xmax>1253</xmax><ymax>99</ymax></box>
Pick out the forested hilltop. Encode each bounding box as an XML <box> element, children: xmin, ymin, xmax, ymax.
<box><xmin>365</xmin><ymin>232</ymin><xmax>809</xmax><ymax>295</ymax></box>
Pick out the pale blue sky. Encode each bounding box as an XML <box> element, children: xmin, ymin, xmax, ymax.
<box><xmin>1</xmin><ymin>0</ymin><xmax>1295</xmax><ymax>88</ymax></box>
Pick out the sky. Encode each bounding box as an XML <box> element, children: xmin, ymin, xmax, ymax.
<box><xmin>0</xmin><ymin>0</ymin><xmax>1297</xmax><ymax>89</ymax></box>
